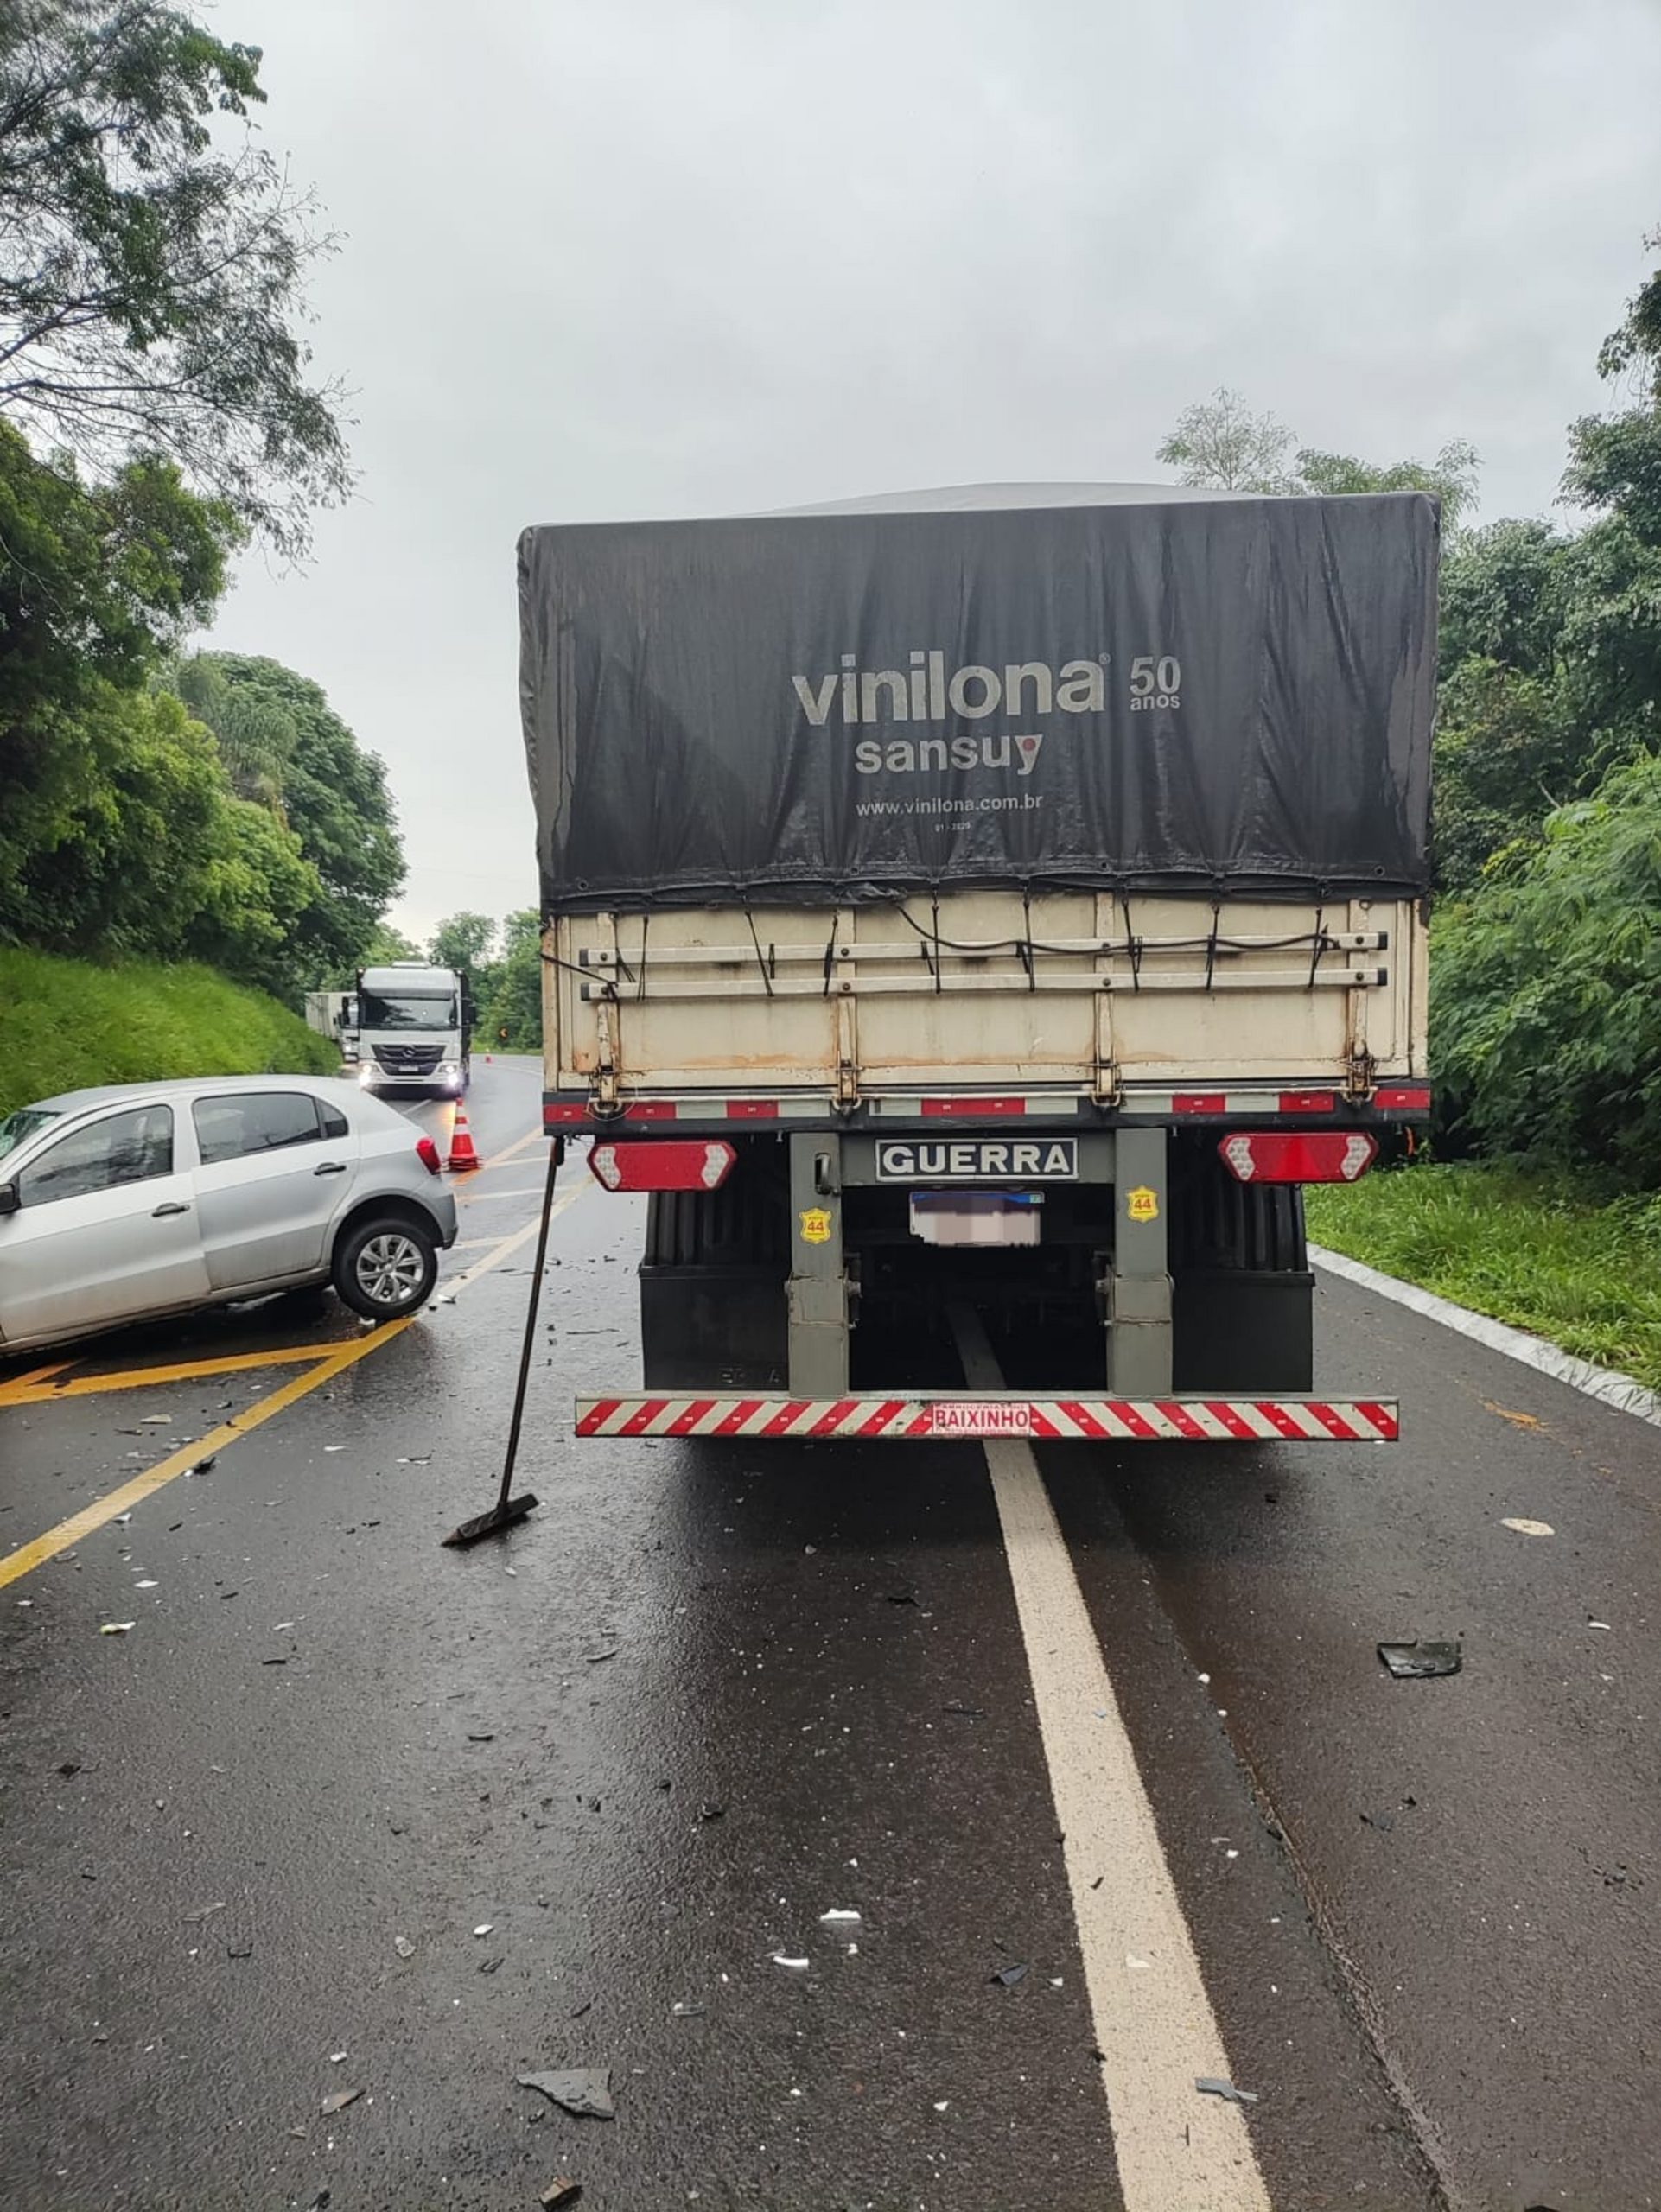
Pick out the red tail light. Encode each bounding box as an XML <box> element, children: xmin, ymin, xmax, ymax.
<box><xmin>416</xmin><ymin>1135</ymin><xmax>442</xmax><ymax>1176</ymax></box>
<box><xmin>589</xmin><ymin>1140</ymin><xmax>735</xmax><ymax>1192</ymax></box>
<box><xmin>1219</xmin><ymin>1130</ymin><xmax>1378</xmax><ymax>1183</ymax></box>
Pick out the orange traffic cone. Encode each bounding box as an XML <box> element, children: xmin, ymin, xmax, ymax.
<box><xmin>448</xmin><ymin>1104</ymin><xmax>481</xmax><ymax>1172</ymax></box>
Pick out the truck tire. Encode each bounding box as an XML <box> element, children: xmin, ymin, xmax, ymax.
<box><xmin>332</xmin><ymin>1213</ymin><xmax>439</xmax><ymax>1320</ymax></box>
<box><xmin>1168</xmin><ymin>1136</ymin><xmax>1314</xmax><ymax>1392</ymax></box>
<box><xmin>640</xmin><ymin>1141</ymin><xmax>788</xmax><ymax>1389</ymax></box>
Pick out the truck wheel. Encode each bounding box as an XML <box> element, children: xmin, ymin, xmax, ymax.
<box><xmin>333</xmin><ymin>1214</ymin><xmax>438</xmax><ymax>1320</ymax></box>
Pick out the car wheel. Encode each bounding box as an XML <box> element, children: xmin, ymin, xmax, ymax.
<box><xmin>332</xmin><ymin>1216</ymin><xmax>438</xmax><ymax>1320</ymax></box>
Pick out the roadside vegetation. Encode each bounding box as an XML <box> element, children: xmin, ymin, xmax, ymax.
<box><xmin>1305</xmin><ymin>1169</ymin><xmax>1661</xmax><ymax>1391</ymax></box>
<box><xmin>1167</xmin><ymin>232</ymin><xmax>1661</xmax><ymax>1368</ymax></box>
<box><xmin>0</xmin><ymin>4</ymin><xmax>409</xmax><ymax>1103</ymax></box>
<box><xmin>0</xmin><ymin>949</ymin><xmax>336</xmax><ymax>1120</ymax></box>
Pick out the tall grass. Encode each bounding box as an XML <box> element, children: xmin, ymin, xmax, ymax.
<box><xmin>0</xmin><ymin>949</ymin><xmax>336</xmax><ymax>1118</ymax></box>
<box><xmin>1306</xmin><ymin>1163</ymin><xmax>1661</xmax><ymax>1390</ymax></box>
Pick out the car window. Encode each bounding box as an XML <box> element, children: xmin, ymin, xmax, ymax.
<box><xmin>193</xmin><ymin>1092</ymin><xmax>327</xmax><ymax>1166</ymax></box>
<box><xmin>16</xmin><ymin>1105</ymin><xmax>175</xmax><ymax>1206</ymax></box>
<box><xmin>0</xmin><ymin>1107</ymin><xmax>59</xmax><ymax>1163</ymax></box>
<box><xmin>321</xmin><ymin>1103</ymin><xmax>349</xmax><ymax>1139</ymax></box>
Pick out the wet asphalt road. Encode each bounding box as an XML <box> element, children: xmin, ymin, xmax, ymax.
<box><xmin>2</xmin><ymin>1056</ymin><xmax>1658</xmax><ymax>2211</ymax></box>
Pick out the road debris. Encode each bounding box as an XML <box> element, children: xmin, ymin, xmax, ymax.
<box><xmin>99</xmin><ymin>1622</ymin><xmax>135</xmax><ymax>1636</ymax></box>
<box><xmin>182</xmin><ymin>1902</ymin><xmax>226</xmax><ymax>1923</ymax></box>
<box><xmin>1360</xmin><ymin>1809</ymin><xmax>1396</xmax><ymax>1833</ymax></box>
<box><xmin>188</xmin><ymin>1456</ymin><xmax>217</xmax><ymax>1475</ymax></box>
<box><xmin>584</xmin><ymin>1649</ymin><xmax>619</xmax><ymax>1665</ymax></box>
<box><xmin>320</xmin><ymin>2089</ymin><xmax>362</xmax><ymax>2115</ymax></box>
<box><xmin>539</xmin><ymin>2179</ymin><xmax>582</xmax><ymax>2207</ymax></box>
<box><xmin>468</xmin><ymin>1732</ymin><xmax>495</xmax><ymax>1743</ymax></box>
<box><xmin>1588</xmin><ymin>1618</ymin><xmax>1613</xmax><ymax>1632</ymax></box>
<box><xmin>671</xmin><ymin>2002</ymin><xmax>705</xmax><ymax>2017</ymax></box>
<box><xmin>329</xmin><ymin>2051</ymin><xmax>348</xmax><ymax>2063</ymax></box>
<box><xmin>394</xmin><ymin>1936</ymin><xmax>416</xmax><ymax>1960</ymax></box>
<box><xmin>941</xmin><ymin>1701</ymin><xmax>983</xmax><ymax>1719</ymax></box>
<box><xmin>473</xmin><ymin>1923</ymin><xmax>495</xmax><ymax>1937</ymax></box>
<box><xmin>1196</xmin><ymin>2075</ymin><xmax>1259</xmax><ymax>2106</ymax></box>
<box><xmin>1501</xmin><ymin>1517</ymin><xmax>1555</xmax><ymax>1537</ymax></box>
<box><xmin>516</xmin><ymin>2069</ymin><xmax>615</xmax><ymax>2120</ymax></box>
<box><xmin>135</xmin><ymin>1580</ymin><xmax>158</xmax><ymax>1590</ymax></box>
<box><xmin>698</xmin><ymin>1802</ymin><xmax>725</xmax><ymax>1821</ymax></box>
<box><xmin>885</xmin><ymin>1583</ymin><xmax>920</xmax><ymax>1605</ymax></box>
<box><xmin>818</xmin><ymin>1908</ymin><xmax>861</xmax><ymax>1924</ymax></box>
<box><xmin>770</xmin><ymin>1954</ymin><xmax>810</xmax><ymax>1971</ymax></box>
<box><xmin>480</xmin><ymin>1955</ymin><xmax>505</xmax><ymax>1975</ymax></box>
<box><xmin>990</xmin><ymin>1963</ymin><xmax>1029</xmax><ymax>1987</ymax></box>
<box><xmin>1378</xmin><ymin>1639</ymin><xmax>1461</xmax><ymax>1679</ymax></box>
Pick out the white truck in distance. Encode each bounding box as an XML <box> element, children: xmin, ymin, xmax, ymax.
<box><xmin>354</xmin><ymin>963</ymin><xmax>473</xmax><ymax>1099</ymax></box>
<box><xmin>303</xmin><ymin>988</ymin><xmax>359</xmax><ymax>1065</ymax></box>
<box><xmin>519</xmin><ymin>484</ymin><xmax>1436</xmax><ymax>1444</ymax></box>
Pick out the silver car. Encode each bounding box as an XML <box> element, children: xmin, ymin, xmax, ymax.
<box><xmin>0</xmin><ymin>1075</ymin><xmax>459</xmax><ymax>1357</ymax></box>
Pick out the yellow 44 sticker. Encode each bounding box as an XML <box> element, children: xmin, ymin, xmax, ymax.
<box><xmin>799</xmin><ymin>1207</ymin><xmax>833</xmax><ymax>1245</ymax></box>
<box><xmin>1124</xmin><ymin>1185</ymin><xmax>1160</xmax><ymax>1223</ymax></box>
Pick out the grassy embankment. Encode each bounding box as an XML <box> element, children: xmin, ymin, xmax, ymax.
<box><xmin>1306</xmin><ymin>1164</ymin><xmax>1661</xmax><ymax>1392</ymax></box>
<box><xmin>0</xmin><ymin>948</ymin><xmax>336</xmax><ymax>1120</ymax></box>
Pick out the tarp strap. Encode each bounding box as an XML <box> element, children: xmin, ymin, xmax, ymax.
<box><xmin>745</xmin><ymin>906</ymin><xmax>776</xmax><ymax>999</ymax></box>
<box><xmin>1307</xmin><ymin>905</ymin><xmax>1327</xmax><ymax>991</ymax></box>
<box><xmin>1204</xmin><ymin>899</ymin><xmax>1221</xmax><ymax>993</ymax></box>
<box><xmin>1125</xmin><ymin>895</ymin><xmax>1143</xmax><ymax>991</ymax></box>
<box><xmin>822</xmin><ymin>931</ymin><xmax>837</xmax><ymax>997</ymax></box>
<box><xmin>930</xmin><ymin>893</ymin><xmax>944</xmax><ymax>994</ymax></box>
<box><xmin>1019</xmin><ymin>889</ymin><xmax>1036</xmax><ymax>991</ymax></box>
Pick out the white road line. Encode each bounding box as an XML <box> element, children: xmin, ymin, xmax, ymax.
<box><xmin>951</xmin><ymin>1306</ymin><xmax>1271</xmax><ymax>2212</ymax></box>
<box><xmin>1311</xmin><ymin>1243</ymin><xmax>1661</xmax><ymax>1431</ymax></box>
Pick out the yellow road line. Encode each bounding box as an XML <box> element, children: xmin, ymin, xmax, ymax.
<box><xmin>0</xmin><ymin>1179</ymin><xmax>588</xmax><ymax>1592</ymax></box>
<box><xmin>0</xmin><ymin>1341</ymin><xmax>347</xmax><ymax>1408</ymax></box>
<box><xmin>0</xmin><ymin>1360</ymin><xmax>74</xmax><ymax>1404</ymax></box>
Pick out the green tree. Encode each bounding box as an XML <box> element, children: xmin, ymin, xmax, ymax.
<box><xmin>1296</xmin><ymin>439</ymin><xmax>1480</xmax><ymax>527</ymax></box>
<box><xmin>1156</xmin><ymin>387</ymin><xmax>1298</xmax><ymax>493</ymax></box>
<box><xmin>480</xmin><ymin>909</ymin><xmax>543</xmax><ymax>1050</ymax></box>
<box><xmin>1155</xmin><ymin>391</ymin><xmax>1481</xmax><ymax>522</ymax></box>
<box><xmin>1432</xmin><ymin>756</ymin><xmax>1661</xmax><ymax>1179</ymax></box>
<box><xmin>0</xmin><ymin>420</ymin><xmax>240</xmax><ymax>937</ymax></box>
<box><xmin>0</xmin><ymin>0</ymin><xmax>349</xmax><ymax>556</ymax></box>
<box><xmin>178</xmin><ymin>652</ymin><xmax>404</xmax><ymax>975</ymax></box>
<box><xmin>429</xmin><ymin>912</ymin><xmax>496</xmax><ymax>975</ymax></box>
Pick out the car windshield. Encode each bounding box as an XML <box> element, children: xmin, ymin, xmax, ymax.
<box><xmin>360</xmin><ymin>990</ymin><xmax>456</xmax><ymax>1031</ymax></box>
<box><xmin>0</xmin><ymin>1107</ymin><xmax>59</xmax><ymax>1163</ymax></box>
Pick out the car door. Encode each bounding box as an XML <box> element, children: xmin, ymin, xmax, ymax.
<box><xmin>0</xmin><ymin>1103</ymin><xmax>210</xmax><ymax>1348</ymax></box>
<box><xmin>190</xmin><ymin>1090</ymin><xmax>361</xmax><ymax>1291</ymax></box>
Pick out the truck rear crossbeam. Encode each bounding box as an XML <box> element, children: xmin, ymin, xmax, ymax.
<box><xmin>574</xmin><ymin>1395</ymin><xmax>1400</xmax><ymax>1442</ymax></box>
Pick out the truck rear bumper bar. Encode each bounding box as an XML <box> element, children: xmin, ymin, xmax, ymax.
<box><xmin>575</xmin><ymin>1394</ymin><xmax>1399</xmax><ymax>1442</ymax></box>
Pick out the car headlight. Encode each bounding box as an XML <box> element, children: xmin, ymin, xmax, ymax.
<box><xmin>359</xmin><ymin>1064</ymin><xmax>377</xmax><ymax>1085</ymax></box>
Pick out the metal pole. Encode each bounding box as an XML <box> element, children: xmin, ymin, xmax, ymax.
<box><xmin>442</xmin><ymin>1135</ymin><xmax>564</xmax><ymax>1547</ymax></box>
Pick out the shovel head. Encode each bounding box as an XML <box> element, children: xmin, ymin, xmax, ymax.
<box><xmin>442</xmin><ymin>1493</ymin><xmax>540</xmax><ymax>1548</ymax></box>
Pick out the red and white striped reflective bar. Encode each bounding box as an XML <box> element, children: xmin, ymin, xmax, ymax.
<box><xmin>574</xmin><ymin>1395</ymin><xmax>1399</xmax><ymax>1442</ymax></box>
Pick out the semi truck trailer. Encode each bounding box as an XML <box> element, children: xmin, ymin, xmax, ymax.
<box><xmin>519</xmin><ymin>484</ymin><xmax>1435</xmax><ymax>1444</ymax></box>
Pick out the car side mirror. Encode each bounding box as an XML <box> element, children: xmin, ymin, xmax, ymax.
<box><xmin>0</xmin><ymin>1181</ymin><xmax>18</xmax><ymax>1216</ymax></box>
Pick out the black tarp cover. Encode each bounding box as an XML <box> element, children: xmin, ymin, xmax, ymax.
<box><xmin>519</xmin><ymin>484</ymin><xmax>1437</xmax><ymax>913</ymax></box>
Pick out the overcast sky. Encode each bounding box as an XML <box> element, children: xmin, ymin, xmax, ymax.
<box><xmin>207</xmin><ymin>0</ymin><xmax>1661</xmax><ymax>950</ymax></box>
